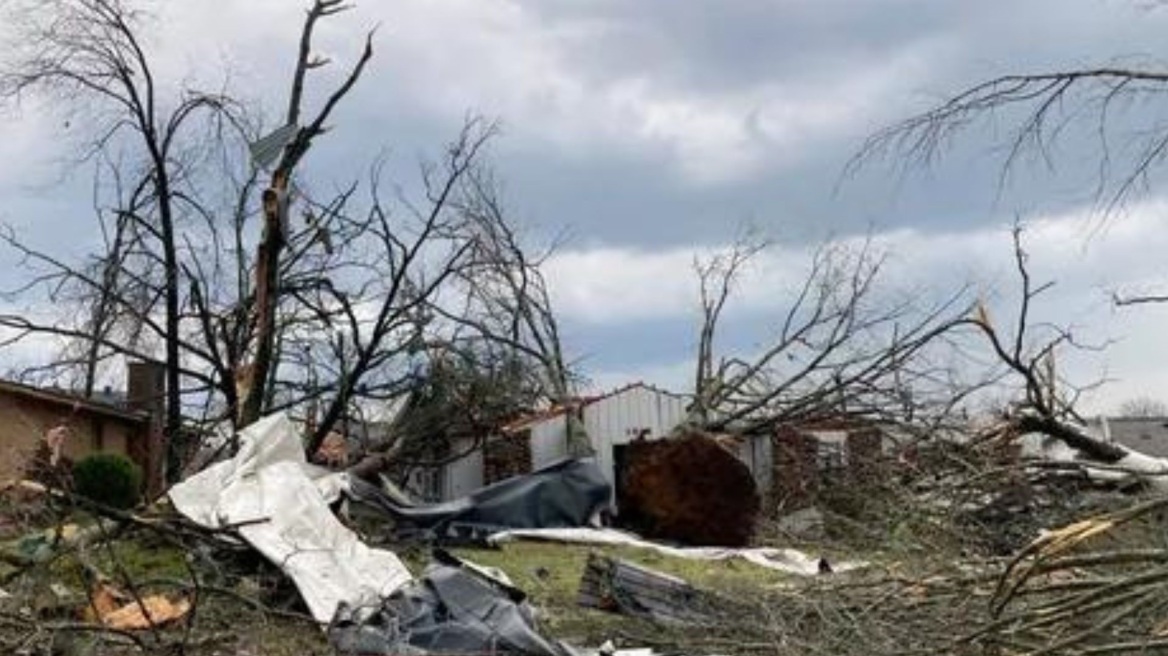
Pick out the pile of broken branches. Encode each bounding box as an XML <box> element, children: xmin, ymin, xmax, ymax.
<box><xmin>618</xmin><ymin>491</ymin><xmax>1168</xmax><ymax>656</ymax></box>
<box><xmin>0</xmin><ymin>483</ymin><xmax>323</xmax><ymax>656</ymax></box>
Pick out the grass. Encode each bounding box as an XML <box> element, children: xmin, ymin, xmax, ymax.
<box><xmin>0</xmin><ymin>499</ymin><xmax>830</xmax><ymax>654</ymax></box>
<box><xmin>443</xmin><ymin>540</ymin><xmax>794</xmax><ymax>644</ymax></box>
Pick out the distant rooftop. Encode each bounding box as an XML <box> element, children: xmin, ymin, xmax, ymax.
<box><xmin>1094</xmin><ymin>416</ymin><xmax>1168</xmax><ymax>459</ymax></box>
<box><xmin>0</xmin><ymin>379</ymin><xmax>146</xmax><ymax>424</ymax></box>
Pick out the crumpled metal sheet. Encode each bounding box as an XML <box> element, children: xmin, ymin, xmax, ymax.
<box><xmin>328</xmin><ymin>553</ymin><xmax>576</xmax><ymax>656</ymax></box>
<box><xmin>168</xmin><ymin>413</ymin><xmax>412</xmax><ymax>623</ymax></box>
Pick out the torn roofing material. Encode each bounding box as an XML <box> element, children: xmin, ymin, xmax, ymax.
<box><xmin>329</xmin><ymin>553</ymin><xmax>576</xmax><ymax>656</ymax></box>
<box><xmin>343</xmin><ymin>457</ymin><xmax>612</xmax><ymax>543</ymax></box>
<box><xmin>168</xmin><ymin>413</ymin><xmax>413</xmax><ymax>623</ymax></box>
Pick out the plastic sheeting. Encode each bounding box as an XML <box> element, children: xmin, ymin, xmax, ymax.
<box><xmin>489</xmin><ymin>527</ymin><xmax>867</xmax><ymax>576</ymax></box>
<box><xmin>168</xmin><ymin>413</ymin><xmax>412</xmax><ymax>623</ymax></box>
<box><xmin>343</xmin><ymin>458</ymin><xmax>612</xmax><ymax>543</ymax></box>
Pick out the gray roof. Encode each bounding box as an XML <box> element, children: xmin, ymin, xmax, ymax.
<box><xmin>1098</xmin><ymin>417</ymin><xmax>1168</xmax><ymax>459</ymax></box>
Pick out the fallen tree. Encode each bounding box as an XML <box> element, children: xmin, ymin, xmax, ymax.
<box><xmin>964</xmin><ymin>226</ymin><xmax>1168</xmax><ymax>490</ymax></box>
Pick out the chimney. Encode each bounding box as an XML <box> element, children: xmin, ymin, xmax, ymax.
<box><xmin>126</xmin><ymin>361</ymin><xmax>166</xmax><ymax>498</ymax></box>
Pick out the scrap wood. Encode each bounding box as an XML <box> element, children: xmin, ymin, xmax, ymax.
<box><xmin>82</xmin><ymin>581</ymin><xmax>125</xmax><ymax>623</ymax></box>
<box><xmin>578</xmin><ymin>552</ymin><xmax>736</xmax><ymax>625</ymax></box>
<box><xmin>991</xmin><ymin>495</ymin><xmax>1168</xmax><ymax>614</ymax></box>
<box><xmin>81</xmin><ymin>581</ymin><xmax>191</xmax><ymax>630</ymax></box>
<box><xmin>0</xmin><ymin>479</ymin><xmax>48</xmax><ymax>495</ymax></box>
<box><xmin>101</xmin><ymin>595</ymin><xmax>191</xmax><ymax>630</ymax></box>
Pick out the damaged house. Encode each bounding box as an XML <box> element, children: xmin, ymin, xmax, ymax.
<box><xmin>404</xmin><ymin>382</ymin><xmax>692</xmax><ymax>502</ymax></box>
<box><xmin>397</xmin><ymin>381</ymin><xmax>896</xmax><ymax>513</ymax></box>
<box><xmin>769</xmin><ymin>419</ymin><xmax>890</xmax><ymax>510</ymax></box>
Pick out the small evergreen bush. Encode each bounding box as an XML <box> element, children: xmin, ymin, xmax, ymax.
<box><xmin>72</xmin><ymin>453</ymin><xmax>142</xmax><ymax>509</ymax></box>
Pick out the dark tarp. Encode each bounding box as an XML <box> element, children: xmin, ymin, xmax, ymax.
<box><xmin>344</xmin><ymin>458</ymin><xmax>612</xmax><ymax>543</ymax></box>
<box><xmin>328</xmin><ymin>551</ymin><xmax>577</xmax><ymax>656</ymax></box>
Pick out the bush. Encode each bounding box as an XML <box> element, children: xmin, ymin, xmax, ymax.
<box><xmin>72</xmin><ymin>453</ymin><xmax>142</xmax><ymax>510</ymax></box>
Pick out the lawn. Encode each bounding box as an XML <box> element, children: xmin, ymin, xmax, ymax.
<box><xmin>444</xmin><ymin>540</ymin><xmax>795</xmax><ymax>645</ymax></box>
<box><xmin>0</xmin><ymin>505</ymin><xmax>811</xmax><ymax>655</ymax></box>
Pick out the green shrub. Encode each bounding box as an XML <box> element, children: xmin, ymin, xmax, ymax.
<box><xmin>72</xmin><ymin>453</ymin><xmax>142</xmax><ymax>509</ymax></box>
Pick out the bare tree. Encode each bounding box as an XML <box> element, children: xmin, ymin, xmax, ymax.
<box><xmin>0</xmin><ymin>0</ymin><xmax>256</xmax><ymax>475</ymax></box>
<box><xmin>690</xmin><ymin>231</ymin><xmax>767</xmax><ymax>425</ymax></box>
<box><xmin>238</xmin><ymin>0</ymin><xmax>373</xmax><ymax>429</ymax></box>
<box><xmin>961</xmin><ymin>226</ymin><xmax>1129</xmax><ymax>461</ymax></box>
<box><xmin>851</xmin><ymin>66</ymin><xmax>1168</xmax><ymax>213</ymax></box>
<box><xmin>951</xmin><ymin>224</ymin><xmax>1168</xmax><ymax>496</ymax></box>
<box><xmin>1116</xmin><ymin>396</ymin><xmax>1168</xmax><ymax>417</ymax></box>
<box><xmin>436</xmin><ymin>168</ymin><xmax>590</xmax><ymax>454</ymax></box>
<box><xmin>338</xmin><ymin>162</ymin><xmax>583</xmax><ymax>473</ymax></box>
<box><xmin>843</xmin><ymin>13</ymin><xmax>1168</xmax><ymax>479</ymax></box>
<box><xmin>688</xmin><ymin>232</ymin><xmax>978</xmax><ymax>434</ymax></box>
<box><xmin>848</xmin><ymin>24</ymin><xmax>1168</xmax><ymax>306</ymax></box>
<box><xmin>0</xmin><ymin>1</ymin><xmax>567</xmax><ymax>479</ymax></box>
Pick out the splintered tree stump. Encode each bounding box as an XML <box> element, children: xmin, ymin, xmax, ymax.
<box><xmin>619</xmin><ymin>432</ymin><xmax>760</xmax><ymax>547</ymax></box>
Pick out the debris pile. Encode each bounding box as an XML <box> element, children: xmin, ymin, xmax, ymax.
<box><xmin>6</xmin><ymin>407</ymin><xmax>1166</xmax><ymax>655</ymax></box>
<box><xmin>578</xmin><ymin>553</ymin><xmax>737</xmax><ymax>624</ymax></box>
<box><xmin>329</xmin><ymin>551</ymin><xmax>574</xmax><ymax>656</ymax></box>
<box><xmin>344</xmin><ymin>457</ymin><xmax>612</xmax><ymax>544</ymax></box>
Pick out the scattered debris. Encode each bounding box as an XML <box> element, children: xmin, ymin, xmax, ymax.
<box><xmin>489</xmin><ymin>527</ymin><xmax>866</xmax><ymax>575</ymax></box>
<box><xmin>86</xmin><ymin>581</ymin><xmax>191</xmax><ymax>630</ymax></box>
<box><xmin>578</xmin><ymin>553</ymin><xmax>733</xmax><ymax>624</ymax></box>
<box><xmin>776</xmin><ymin>506</ymin><xmax>826</xmax><ymax>540</ymax></box>
<box><xmin>620</xmin><ymin>431</ymin><xmax>760</xmax><ymax>547</ymax></box>
<box><xmin>168</xmin><ymin>413</ymin><xmax>412</xmax><ymax>622</ymax></box>
<box><xmin>328</xmin><ymin>551</ymin><xmax>573</xmax><ymax>656</ymax></box>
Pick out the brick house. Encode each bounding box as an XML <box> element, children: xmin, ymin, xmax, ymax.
<box><xmin>770</xmin><ymin>419</ymin><xmax>888</xmax><ymax>511</ymax></box>
<box><xmin>0</xmin><ymin>361</ymin><xmax>166</xmax><ymax>496</ymax></box>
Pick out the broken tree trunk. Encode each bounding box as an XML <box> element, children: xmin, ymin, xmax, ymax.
<box><xmin>1015</xmin><ymin>414</ymin><xmax>1168</xmax><ymax>490</ymax></box>
<box><xmin>619</xmin><ymin>431</ymin><xmax>760</xmax><ymax>547</ymax></box>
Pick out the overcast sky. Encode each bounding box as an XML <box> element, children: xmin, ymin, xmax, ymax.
<box><xmin>5</xmin><ymin>0</ymin><xmax>1168</xmax><ymax>413</ymax></box>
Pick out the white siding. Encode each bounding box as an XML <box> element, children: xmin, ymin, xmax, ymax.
<box><xmin>581</xmin><ymin>384</ymin><xmax>689</xmax><ymax>487</ymax></box>
<box><xmin>403</xmin><ymin>467</ymin><xmax>443</xmax><ymax>502</ymax></box>
<box><xmin>741</xmin><ymin>434</ymin><xmax>773</xmax><ymax>494</ymax></box>
<box><xmin>436</xmin><ymin>383</ymin><xmax>690</xmax><ymax>500</ymax></box>
<box><xmin>530</xmin><ymin>417</ymin><xmax>569</xmax><ymax>469</ymax></box>
<box><xmin>442</xmin><ymin>437</ymin><xmax>484</xmax><ymax>499</ymax></box>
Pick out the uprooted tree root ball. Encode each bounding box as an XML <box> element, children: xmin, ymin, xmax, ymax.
<box><xmin>619</xmin><ymin>432</ymin><xmax>761</xmax><ymax>547</ymax></box>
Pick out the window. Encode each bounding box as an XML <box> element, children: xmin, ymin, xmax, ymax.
<box><xmin>814</xmin><ymin>432</ymin><xmax>848</xmax><ymax>474</ymax></box>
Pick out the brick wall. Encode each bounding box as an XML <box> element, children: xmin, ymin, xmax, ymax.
<box><xmin>846</xmin><ymin>428</ymin><xmax>885</xmax><ymax>483</ymax></box>
<box><xmin>0</xmin><ymin>393</ymin><xmax>141</xmax><ymax>483</ymax></box>
<box><xmin>483</xmin><ymin>430</ymin><xmax>533</xmax><ymax>484</ymax></box>
<box><xmin>771</xmin><ymin>426</ymin><xmax>820</xmax><ymax>511</ymax></box>
<box><xmin>771</xmin><ymin>424</ymin><xmax>890</xmax><ymax>514</ymax></box>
